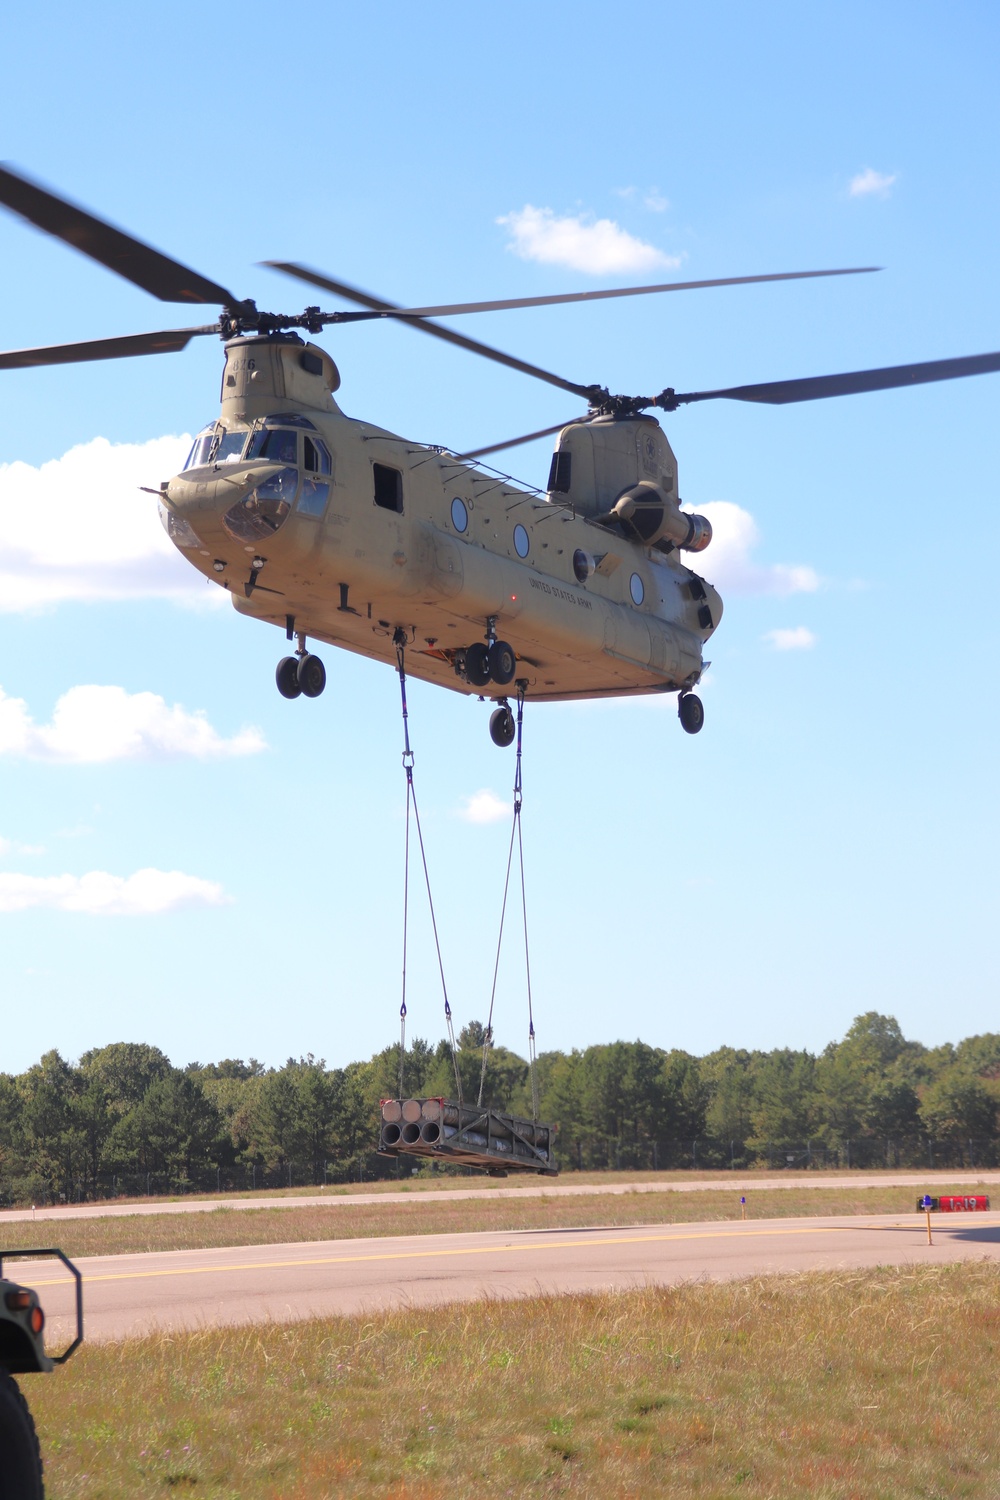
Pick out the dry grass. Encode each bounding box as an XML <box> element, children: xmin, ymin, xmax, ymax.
<box><xmin>28</xmin><ymin>1260</ymin><xmax>1000</xmax><ymax>1498</ymax></box>
<box><xmin>26</xmin><ymin>1165</ymin><xmax>990</xmax><ymax>1209</ymax></box>
<box><xmin>0</xmin><ymin>1183</ymin><xmax>984</xmax><ymax>1259</ymax></box>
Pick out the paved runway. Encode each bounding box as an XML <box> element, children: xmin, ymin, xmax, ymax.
<box><xmin>17</xmin><ymin>1211</ymin><xmax>1000</xmax><ymax>1345</ymax></box>
<box><xmin>1</xmin><ymin>1170</ymin><xmax>996</xmax><ymax>1224</ymax></box>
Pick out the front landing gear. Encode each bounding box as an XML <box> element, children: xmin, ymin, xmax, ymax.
<box><xmin>456</xmin><ymin>617</ymin><xmax>517</xmax><ymax>689</ymax></box>
<box><xmin>678</xmin><ymin>692</ymin><xmax>704</xmax><ymax>735</ymax></box>
<box><xmin>276</xmin><ymin>656</ymin><xmax>301</xmax><ymax>699</ymax></box>
<box><xmin>276</xmin><ymin>627</ymin><xmax>326</xmax><ymax>700</ymax></box>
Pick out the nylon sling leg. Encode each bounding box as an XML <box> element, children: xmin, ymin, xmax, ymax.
<box><xmin>478</xmin><ymin>683</ymin><xmax>540</xmax><ymax>1121</ymax></box>
<box><xmin>396</xmin><ymin>634</ymin><xmax>463</xmax><ymax>1104</ymax></box>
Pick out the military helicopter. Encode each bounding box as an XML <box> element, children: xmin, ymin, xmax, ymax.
<box><xmin>3</xmin><ymin>166</ymin><xmax>1000</xmax><ymax>745</ymax></box>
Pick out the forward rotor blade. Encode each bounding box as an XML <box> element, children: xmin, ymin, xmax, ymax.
<box><xmin>672</xmin><ymin>350</ymin><xmax>1000</xmax><ymax>407</ymax></box>
<box><xmin>461</xmin><ymin>421</ymin><xmax>579</xmax><ymax>459</ymax></box>
<box><xmin>263</xmin><ymin>262</ymin><xmax>594</xmax><ymax>399</ymax></box>
<box><xmin>0</xmin><ymin>325</ymin><xmax>218</xmax><ymax>370</ymax></box>
<box><xmin>271</xmin><ymin>264</ymin><xmax>879</xmax><ymax>322</ymax></box>
<box><xmin>0</xmin><ymin>164</ymin><xmax>237</xmax><ymax>306</ymax></box>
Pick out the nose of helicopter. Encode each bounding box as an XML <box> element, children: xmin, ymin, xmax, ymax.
<box><xmin>164</xmin><ymin>459</ymin><xmax>285</xmax><ymax>513</ymax></box>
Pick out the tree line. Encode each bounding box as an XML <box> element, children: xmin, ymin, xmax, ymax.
<box><xmin>2</xmin><ymin>1012</ymin><xmax>998</xmax><ymax>1204</ymax></box>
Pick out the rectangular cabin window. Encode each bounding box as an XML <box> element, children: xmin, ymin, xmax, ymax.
<box><xmin>547</xmin><ymin>451</ymin><xmax>572</xmax><ymax>494</ymax></box>
<box><xmin>373</xmin><ymin>462</ymin><xmax>403</xmax><ymax>513</ymax></box>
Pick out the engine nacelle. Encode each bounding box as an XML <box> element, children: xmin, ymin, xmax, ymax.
<box><xmin>612</xmin><ymin>482</ymin><xmax>713</xmax><ymax>552</ymax></box>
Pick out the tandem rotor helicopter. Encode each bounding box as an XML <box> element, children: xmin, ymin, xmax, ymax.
<box><xmin>3</xmin><ymin>165</ymin><xmax>1000</xmax><ymax>745</ymax></box>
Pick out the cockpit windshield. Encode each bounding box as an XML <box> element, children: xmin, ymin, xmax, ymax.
<box><xmin>183</xmin><ymin>424</ymin><xmax>247</xmax><ymax>470</ymax></box>
<box><xmin>183</xmin><ymin>415</ymin><xmax>317</xmax><ymax>471</ymax></box>
<box><xmin>215</xmin><ymin>431</ymin><xmax>246</xmax><ymax>463</ymax></box>
<box><xmin>245</xmin><ymin>427</ymin><xmax>298</xmax><ymax>465</ymax></box>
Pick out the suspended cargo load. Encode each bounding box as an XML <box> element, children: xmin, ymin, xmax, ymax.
<box><xmin>379</xmin><ymin>1097</ymin><xmax>558</xmax><ymax>1177</ymax></box>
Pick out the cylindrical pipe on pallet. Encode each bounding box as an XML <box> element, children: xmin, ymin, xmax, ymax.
<box><xmin>442</xmin><ymin>1106</ymin><xmax>460</xmax><ymax>1126</ymax></box>
<box><xmin>382</xmin><ymin>1122</ymin><xmax>402</xmax><ymax>1146</ymax></box>
<box><xmin>381</xmin><ymin>1099</ymin><xmax>402</xmax><ymax>1123</ymax></box>
<box><xmin>401</xmin><ymin>1122</ymin><xmax>422</xmax><ymax>1144</ymax></box>
<box><xmin>421</xmin><ymin>1099</ymin><xmax>442</xmax><ymax>1122</ymax></box>
<box><xmin>401</xmin><ymin>1099</ymin><xmax>422</xmax><ymax>1123</ymax></box>
<box><xmin>457</xmin><ymin>1130</ymin><xmax>488</xmax><ymax>1148</ymax></box>
<box><xmin>420</xmin><ymin>1121</ymin><xmax>441</xmax><ymax>1143</ymax></box>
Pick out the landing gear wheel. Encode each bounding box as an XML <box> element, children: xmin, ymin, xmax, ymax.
<box><xmin>678</xmin><ymin>693</ymin><xmax>704</xmax><ymax>735</ymax></box>
<box><xmin>489</xmin><ymin>704</ymin><xmax>516</xmax><ymax>747</ymax></box>
<box><xmin>0</xmin><ymin>1369</ymin><xmax>44</xmax><ymax>1500</ymax></box>
<box><xmin>488</xmin><ymin>640</ymin><xmax>516</xmax><ymax>685</ymax></box>
<box><xmin>276</xmin><ymin>656</ymin><xmax>302</xmax><ymax>699</ymax></box>
<box><xmin>465</xmin><ymin>642</ymin><xmax>492</xmax><ymax>687</ymax></box>
<box><xmin>297</xmin><ymin>654</ymin><xmax>327</xmax><ymax>698</ymax></box>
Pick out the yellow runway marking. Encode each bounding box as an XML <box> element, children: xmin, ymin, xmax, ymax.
<box><xmin>24</xmin><ymin>1216</ymin><xmax>989</xmax><ymax>1289</ymax></box>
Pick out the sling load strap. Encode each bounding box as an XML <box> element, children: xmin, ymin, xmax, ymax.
<box><xmin>396</xmin><ymin>634</ymin><xmax>463</xmax><ymax>1104</ymax></box>
<box><xmin>478</xmin><ymin>684</ymin><xmax>540</xmax><ymax>1121</ymax></box>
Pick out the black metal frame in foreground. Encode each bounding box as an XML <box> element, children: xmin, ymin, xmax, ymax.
<box><xmin>0</xmin><ymin>1247</ymin><xmax>84</xmax><ymax>1365</ymax></box>
<box><xmin>379</xmin><ymin>1098</ymin><xmax>558</xmax><ymax>1177</ymax></box>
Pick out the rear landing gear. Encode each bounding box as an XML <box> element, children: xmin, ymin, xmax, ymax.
<box><xmin>678</xmin><ymin>692</ymin><xmax>704</xmax><ymax>734</ymax></box>
<box><xmin>490</xmin><ymin>703</ymin><xmax>515</xmax><ymax>747</ymax></box>
<box><xmin>276</xmin><ymin>630</ymin><xmax>326</xmax><ymax>700</ymax></box>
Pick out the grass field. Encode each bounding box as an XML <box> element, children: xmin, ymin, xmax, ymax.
<box><xmin>28</xmin><ymin>1260</ymin><xmax>1000</xmax><ymax>1498</ymax></box>
<box><xmin>0</xmin><ymin>1183</ymin><xmax>984</xmax><ymax>1259</ymax></box>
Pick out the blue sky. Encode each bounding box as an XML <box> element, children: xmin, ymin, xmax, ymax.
<box><xmin>1</xmin><ymin>1</ymin><xmax>997</xmax><ymax>1074</ymax></box>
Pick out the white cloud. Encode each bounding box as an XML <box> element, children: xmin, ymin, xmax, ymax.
<box><xmin>764</xmin><ymin>626</ymin><xmax>817</xmax><ymax>651</ymax></box>
<box><xmin>0</xmin><ymin>433</ymin><xmax>219</xmax><ymax>611</ymax></box>
<box><xmin>458</xmin><ymin>789</ymin><xmax>510</xmax><ymax>824</ymax></box>
<box><xmin>0</xmin><ymin>684</ymin><xmax>265</xmax><ymax>763</ymax></box>
<box><xmin>0</xmin><ymin>868</ymin><xmax>230</xmax><ymax>915</ymax></box>
<box><xmin>693</xmin><ymin>502</ymin><xmax>819</xmax><ymax>597</ymax></box>
<box><xmin>497</xmin><ymin>206</ymin><xmax>681</xmax><ymax>276</ymax></box>
<box><xmin>849</xmin><ymin>167</ymin><xmax>897</xmax><ymax>198</ymax></box>
<box><xmin>613</xmin><ymin>186</ymin><xmax>670</xmax><ymax>213</ymax></box>
<box><xmin>0</xmin><ymin>836</ymin><xmax>44</xmax><ymax>857</ymax></box>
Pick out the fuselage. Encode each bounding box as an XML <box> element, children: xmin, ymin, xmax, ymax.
<box><xmin>160</xmin><ymin>334</ymin><xmax>722</xmax><ymax>703</ymax></box>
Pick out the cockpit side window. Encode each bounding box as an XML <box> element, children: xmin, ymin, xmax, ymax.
<box><xmin>304</xmin><ymin>436</ymin><xmax>332</xmax><ymax>475</ymax></box>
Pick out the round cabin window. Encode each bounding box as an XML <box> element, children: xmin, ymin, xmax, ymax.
<box><xmin>630</xmin><ymin>572</ymin><xmax>645</xmax><ymax>606</ymax></box>
<box><xmin>451</xmin><ymin>497</ymin><xmax>469</xmax><ymax>533</ymax></box>
<box><xmin>513</xmin><ymin>524</ymin><xmax>530</xmax><ymax>558</ymax></box>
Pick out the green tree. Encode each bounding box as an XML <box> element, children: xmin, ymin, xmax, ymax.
<box><xmin>79</xmin><ymin>1042</ymin><xmax>171</xmax><ymax>1118</ymax></box>
<box><xmin>746</xmin><ymin>1049</ymin><xmax>816</xmax><ymax>1160</ymax></box>
<box><xmin>104</xmin><ymin>1071</ymin><xmax>224</xmax><ymax>1187</ymax></box>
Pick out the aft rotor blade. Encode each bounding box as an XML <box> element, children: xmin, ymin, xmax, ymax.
<box><xmin>0</xmin><ymin>325</ymin><xmax>218</xmax><ymax>370</ymax></box>
<box><xmin>461</xmin><ymin>421</ymin><xmax>579</xmax><ymax>459</ymax></box>
<box><xmin>318</xmin><ymin>266</ymin><xmax>882</xmax><ymax>321</ymax></box>
<box><xmin>671</xmin><ymin>350</ymin><xmax>1000</xmax><ymax>407</ymax></box>
<box><xmin>0</xmin><ymin>164</ymin><xmax>237</xmax><ymax>306</ymax></box>
<box><xmin>263</xmin><ymin>262</ymin><xmax>595</xmax><ymax>399</ymax></box>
